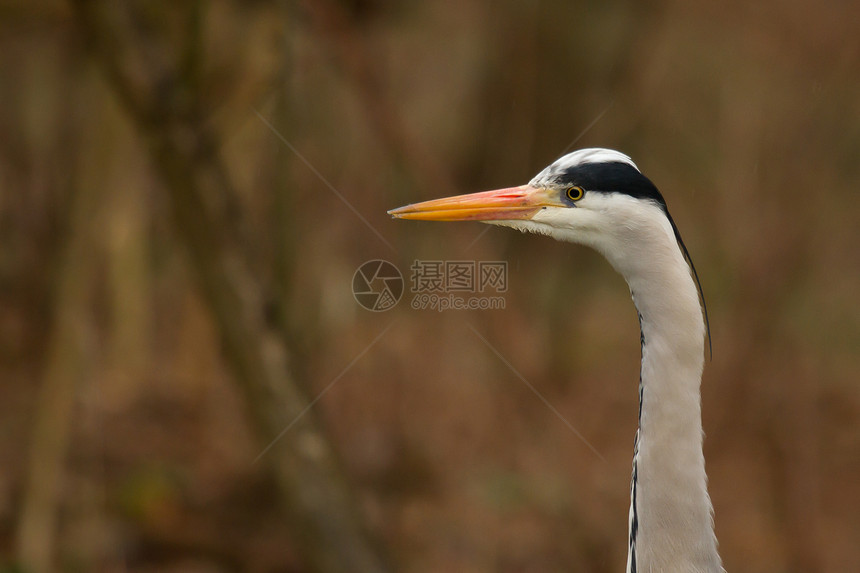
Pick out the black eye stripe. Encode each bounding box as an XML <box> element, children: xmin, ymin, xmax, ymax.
<box><xmin>551</xmin><ymin>161</ymin><xmax>667</xmax><ymax>211</ymax></box>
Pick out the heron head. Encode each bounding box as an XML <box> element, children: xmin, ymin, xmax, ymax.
<box><xmin>388</xmin><ymin>148</ymin><xmax>674</xmax><ymax>259</ymax></box>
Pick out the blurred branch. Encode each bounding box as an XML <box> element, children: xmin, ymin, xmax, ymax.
<box><xmin>69</xmin><ymin>2</ymin><xmax>390</xmax><ymax>572</ymax></box>
<box><xmin>271</xmin><ymin>2</ymin><xmax>312</xmax><ymax>379</ymax></box>
<box><xmin>15</xmin><ymin>114</ymin><xmax>101</xmax><ymax>573</ymax></box>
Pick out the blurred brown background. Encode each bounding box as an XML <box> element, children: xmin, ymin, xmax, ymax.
<box><xmin>1</xmin><ymin>0</ymin><xmax>858</xmax><ymax>572</ymax></box>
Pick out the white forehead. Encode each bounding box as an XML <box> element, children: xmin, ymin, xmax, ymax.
<box><xmin>530</xmin><ymin>148</ymin><xmax>640</xmax><ymax>184</ymax></box>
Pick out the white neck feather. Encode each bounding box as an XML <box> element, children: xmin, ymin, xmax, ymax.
<box><xmin>597</xmin><ymin>202</ymin><xmax>722</xmax><ymax>573</ymax></box>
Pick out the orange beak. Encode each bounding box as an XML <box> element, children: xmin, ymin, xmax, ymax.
<box><xmin>388</xmin><ymin>185</ymin><xmax>562</xmax><ymax>221</ymax></box>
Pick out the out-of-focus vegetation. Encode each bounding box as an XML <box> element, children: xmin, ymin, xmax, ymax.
<box><xmin>1</xmin><ymin>0</ymin><xmax>858</xmax><ymax>572</ymax></box>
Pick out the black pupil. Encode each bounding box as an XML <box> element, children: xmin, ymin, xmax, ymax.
<box><xmin>568</xmin><ymin>187</ymin><xmax>582</xmax><ymax>200</ymax></box>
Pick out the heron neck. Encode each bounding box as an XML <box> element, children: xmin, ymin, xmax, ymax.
<box><xmin>621</xmin><ymin>246</ymin><xmax>722</xmax><ymax>573</ymax></box>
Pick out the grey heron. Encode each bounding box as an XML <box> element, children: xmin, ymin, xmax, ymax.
<box><xmin>389</xmin><ymin>148</ymin><xmax>722</xmax><ymax>573</ymax></box>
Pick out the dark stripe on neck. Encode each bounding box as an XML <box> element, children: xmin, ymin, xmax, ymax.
<box><xmin>637</xmin><ymin>311</ymin><xmax>644</xmax><ymax>422</ymax></box>
<box><xmin>628</xmin><ymin>310</ymin><xmax>645</xmax><ymax>573</ymax></box>
<box><xmin>630</xmin><ymin>445</ymin><xmax>639</xmax><ymax>573</ymax></box>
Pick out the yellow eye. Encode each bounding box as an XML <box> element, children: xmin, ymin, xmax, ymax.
<box><xmin>566</xmin><ymin>186</ymin><xmax>584</xmax><ymax>201</ymax></box>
